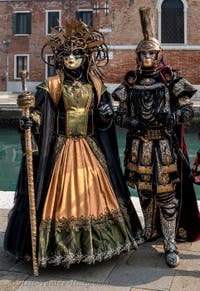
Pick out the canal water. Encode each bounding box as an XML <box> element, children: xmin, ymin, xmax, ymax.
<box><xmin>0</xmin><ymin>127</ymin><xmax>200</xmax><ymax>199</ymax></box>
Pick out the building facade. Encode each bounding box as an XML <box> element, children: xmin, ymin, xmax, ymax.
<box><xmin>0</xmin><ymin>0</ymin><xmax>200</xmax><ymax>92</ymax></box>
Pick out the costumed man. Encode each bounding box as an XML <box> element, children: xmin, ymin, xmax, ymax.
<box><xmin>4</xmin><ymin>19</ymin><xmax>143</xmax><ymax>269</ymax></box>
<box><xmin>114</xmin><ymin>7</ymin><xmax>200</xmax><ymax>268</ymax></box>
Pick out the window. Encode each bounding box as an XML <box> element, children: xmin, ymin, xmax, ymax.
<box><xmin>76</xmin><ymin>10</ymin><xmax>93</xmax><ymax>27</ymax></box>
<box><xmin>161</xmin><ymin>0</ymin><xmax>184</xmax><ymax>43</ymax></box>
<box><xmin>46</xmin><ymin>10</ymin><xmax>61</xmax><ymax>34</ymax></box>
<box><xmin>13</xmin><ymin>12</ymin><xmax>31</xmax><ymax>35</ymax></box>
<box><xmin>14</xmin><ymin>55</ymin><xmax>29</xmax><ymax>79</ymax></box>
<box><xmin>46</xmin><ymin>55</ymin><xmax>56</xmax><ymax>79</ymax></box>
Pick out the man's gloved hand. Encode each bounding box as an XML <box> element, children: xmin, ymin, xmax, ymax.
<box><xmin>130</xmin><ymin>118</ymin><xmax>148</xmax><ymax>129</ymax></box>
<box><xmin>156</xmin><ymin>112</ymin><xmax>175</xmax><ymax>127</ymax></box>
<box><xmin>19</xmin><ymin>116</ymin><xmax>33</xmax><ymax>131</ymax></box>
<box><xmin>98</xmin><ymin>104</ymin><xmax>113</xmax><ymax>121</ymax></box>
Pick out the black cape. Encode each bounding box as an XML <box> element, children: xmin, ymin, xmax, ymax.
<box><xmin>4</xmin><ymin>87</ymin><xmax>143</xmax><ymax>258</ymax></box>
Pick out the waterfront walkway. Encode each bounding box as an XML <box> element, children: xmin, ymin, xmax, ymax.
<box><xmin>0</xmin><ymin>88</ymin><xmax>200</xmax><ymax>109</ymax></box>
<box><xmin>0</xmin><ymin>193</ymin><xmax>200</xmax><ymax>291</ymax></box>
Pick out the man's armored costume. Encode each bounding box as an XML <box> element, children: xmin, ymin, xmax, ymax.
<box><xmin>114</xmin><ymin>7</ymin><xmax>200</xmax><ymax>267</ymax></box>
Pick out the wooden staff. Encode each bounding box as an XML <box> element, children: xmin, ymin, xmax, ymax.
<box><xmin>17</xmin><ymin>70</ymin><xmax>39</xmax><ymax>276</ymax></box>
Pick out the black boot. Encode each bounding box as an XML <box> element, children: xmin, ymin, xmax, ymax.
<box><xmin>165</xmin><ymin>247</ymin><xmax>179</xmax><ymax>267</ymax></box>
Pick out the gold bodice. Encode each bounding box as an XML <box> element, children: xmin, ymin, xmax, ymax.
<box><xmin>62</xmin><ymin>82</ymin><xmax>93</xmax><ymax>136</ymax></box>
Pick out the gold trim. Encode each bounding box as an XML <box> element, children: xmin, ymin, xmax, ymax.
<box><xmin>161</xmin><ymin>164</ymin><xmax>177</xmax><ymax>173</ymax></box>
<box><xmin>140</xmin><ymin>136</ymin><xmax>149</xmax><ymax>142</ymax></box>
<box><xmin>157</xmin><ymin>184</ymin><xmax>175</xmax><ymax>193</ymax></box>
<box><xmin>84</xmin><ymin>84</ymin><xmax>93</xmax><ymax>134</ymax></box>
<box><xmin>31</xmin><ymin>111</ymin><xmax>41</xmax><ymax>126</ymax></box>
<box><xmin>138</xmin><ymin>165</ymin><xmax>153</xmax><ymax>174</ymax></box>
<box><xmin>36</xmin><ymin>82</ymin><xmax>49</xmax><ymax>93</ymax></box>
<box><xmin>126</xmin><ymin>163</ymin><xmax>153</xmax><ymax>175</ymax></box>
<box><xmin>47</xmin><ymin>75</ymin><xmax>62</xmax><ymax>105</ymax></box>
<box><xmin>89</xmin><ymin>69</ymin><xmax>103</xmax><ymax>105</ymax></box>
<box><xmin>177</xmin><ymin>227</ymin><xmax>187</xmax><ymax>240</ymax></box>
<box><xmin>127</xmin><ymin>163</ymin><xmax>138</xmax><ymax>172</ymax></box>
<box><xmin>138</xmin><ymin>182</ymin><xmax>152</xmax><ymax>191</ymax></box>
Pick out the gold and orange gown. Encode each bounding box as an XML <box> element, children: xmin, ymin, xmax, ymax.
<box><xmin>38</xmin><ymin>78</ymin><xmax>140</xmax><ymax>268</ymax></box>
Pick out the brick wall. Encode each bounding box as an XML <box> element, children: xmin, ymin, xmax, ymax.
<box><xmin>0</xmin><ymin>0</ymin><xmax>200</xmax><ymax>91</ymax></box>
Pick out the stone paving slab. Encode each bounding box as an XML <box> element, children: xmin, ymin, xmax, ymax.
<box><xmin>0</xmin><ymin>271</ymin><xmax>29</xmax><ymax>291</ymax></box>
<box><xmin>0</xmin><ymin>244</ymin><xmax>17</xmax><ymax>272</ymax></box>
<box><xmin>0</xmin><ymin>209</ymin><xmax>10</xmax><ymax>232</ymax></box>
<box><xmin>170</xmin><ymin>272</ymin><xmax>200</xmax><ymax>291</ymax></box>
<box><xmin>106</xmin><ymin>241</ymin><xmax>176</xmax><ymax>291</ymax></box>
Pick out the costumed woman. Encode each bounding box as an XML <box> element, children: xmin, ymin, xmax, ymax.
<box><xmin>4</xmin><ymin>19</ymin><xmax>143</xmax><ymax>269</ymax></box>
<box><xmin>114</xmin><ymin>7</ymin><xmax>200</xmax><ymax>268</ymax></box>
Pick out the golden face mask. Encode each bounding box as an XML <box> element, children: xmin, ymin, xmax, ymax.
<box><xmin>64</xmin><ymin>54</ymin><xmax>83</xmax><ymax>70</ymax></box>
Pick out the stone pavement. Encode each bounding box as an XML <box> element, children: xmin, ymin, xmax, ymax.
<box><xmin>0</xmin><ymin>194</ymin><xmax>200</xmax><ymax>291</ymax></box>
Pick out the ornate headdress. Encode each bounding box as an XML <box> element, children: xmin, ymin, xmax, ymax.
<box><xmin>41</xmin><ymin>19</ymin><xmax>109</xmax><ymax>80</ymax></box>
<box><xmin>136</xmin><ymin>7</ymin><xmax>162</xmax><ymax>67</ymax></box>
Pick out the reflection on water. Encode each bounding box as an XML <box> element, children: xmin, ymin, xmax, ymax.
<box><xmin>0</xmin><ymin>128</ymin><xmax>22</xmax><ymax>190</ymax></box>
<box><xmin>0</xmin><ymin>127</ymin><xmax>200</xmax><ymax>199</ymax></box>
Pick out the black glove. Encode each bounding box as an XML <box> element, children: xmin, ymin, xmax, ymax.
<box><xmin>125</xmin><ymin>118</ymin><xmax>148</xmax><ymax>131</ymax></box>
<box><xmin>130</xmin><ymin>118</ymin><xmax>148</xmax><ymax>129</ymax></box>
<box><xmin>19</xmin><ymin>116</ymin><xmax>33</xmax><ymax>131</ymax></box>
<box><xmin>98</xmin><ymin>104</ymin><xmax>113</xmax><ymax>121</ymax></box>
<box><xmin>156</xmin><ymin>112</ymin><xmax>175</xmax><ymax>127</ymax></box>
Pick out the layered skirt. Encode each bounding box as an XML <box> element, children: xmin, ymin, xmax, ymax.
<box><xmin>39</xmin><ymin>137</ymin><xmax>137</xmax><ymax>268</ymax></box>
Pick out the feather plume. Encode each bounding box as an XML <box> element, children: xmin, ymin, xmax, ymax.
<box><xmin>139</xmin><ymin>7</ymin><xmax>154</xmax><ymax>40</ymax></box>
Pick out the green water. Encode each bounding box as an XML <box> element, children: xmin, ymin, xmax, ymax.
<box><xmin>0</xmin><ymin>129</ymin><xmax>22</xmax><ymax>191</ymax></box>
<box><xmin>0</xmin><ymin>128</ymin><xmax>200</xmax><ymax>199</ymax></box>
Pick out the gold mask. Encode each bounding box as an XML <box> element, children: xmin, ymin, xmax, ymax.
<box><xmin>64</xmin><ymin>54</ymin><xmax>83</xmax><ymax>70</ymax></box>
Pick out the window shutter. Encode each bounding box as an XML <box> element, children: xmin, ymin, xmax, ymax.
<box><xmin>27</xmin><ymin>13</ymin><xmax>32</xmax><ymax>34</ymax></box>
<box><xmin>12</xmin><ymin>13</ymin><xmax>16</xmax><ymax>34</ymax></box>
<box><xmin>48</xmin><ymin>12</ymin><xmax>59</xmax><ymax>34</ymax></box>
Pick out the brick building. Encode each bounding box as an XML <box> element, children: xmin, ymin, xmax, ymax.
<box><xmin>0</xmin><ymin>0</ymin><xmax>200</xmax><ymax>92</ymax></box>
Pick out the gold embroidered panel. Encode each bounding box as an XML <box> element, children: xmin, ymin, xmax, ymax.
<box><xmin>62</xmin><ymin>83</ymin><xmax>93</xmax><ymax>136</ymax></box>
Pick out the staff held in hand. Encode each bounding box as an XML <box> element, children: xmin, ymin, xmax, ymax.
<box><xmin>17</xmin><ymin>70</ymin><xmax>39</xmax><ymax>276</ymax></box>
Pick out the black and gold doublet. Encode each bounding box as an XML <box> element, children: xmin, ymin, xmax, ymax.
<box><xmin>115</xmin><ymin>68</ymin><xmax>200</xmax><ymax>242</ymax></box>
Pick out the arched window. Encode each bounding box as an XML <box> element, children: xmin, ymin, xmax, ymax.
<box><xmin>161</xmin><ymin>0</ymin><xmax>184</xmax><ymax>43</ymax></box>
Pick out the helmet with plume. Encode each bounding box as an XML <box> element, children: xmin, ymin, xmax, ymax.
<box><xmin>136</xmin><ymin>7</ymin><xmax>162</xmax><ymax>68</ymax></box>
